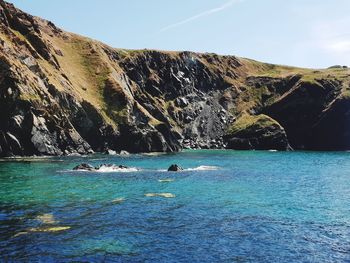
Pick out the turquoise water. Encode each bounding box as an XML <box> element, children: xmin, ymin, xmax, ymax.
<box><xmin>0</xmin><ymin>150</ymin><xmax>350</xmax><ymax>262</ymax></box>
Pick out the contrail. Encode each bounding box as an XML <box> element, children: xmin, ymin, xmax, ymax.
<box><xmin>159</xmin><ymin>0</ymin><xmax>244</xmax><ymax>33</ymax></box>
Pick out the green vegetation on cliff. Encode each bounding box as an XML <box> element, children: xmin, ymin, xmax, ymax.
<box><xmin>227</xmin><ymin>114</ymin><xmax>282</xmax><ymax>135</ymax></box>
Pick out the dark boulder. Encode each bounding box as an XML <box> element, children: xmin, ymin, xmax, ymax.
<box><xmin>168</xmin><ymin>164</ymin><xmax>183</xmax><ymax>172</ymax></box>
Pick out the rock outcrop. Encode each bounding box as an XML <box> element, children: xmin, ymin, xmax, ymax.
<box><xmin>73</xmin><ymin>163</ymin><xmax>94</xmax><ymax>171</ymax></box>
<box><xmin>223</xmin><ymin>114</ymin><xmax>289</xmax><ymax>150</ymax></box>
<box><xmin>72</xmin><ymin>163</ymin><xmax>130</xmax><ymax>171</ymax></box>
<box><xmin>168</xmin><ymin>164</ymin><xmax>183</xmax><ymax>172</ymax></box>
<box><xmin>0</xmin><ymin>0</ymin><xmax>350</xmax><ymax>157</ymax></box>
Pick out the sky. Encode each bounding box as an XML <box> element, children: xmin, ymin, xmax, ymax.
<box><xmin>6</xmin><ymin>0</ymin><xmax>350</xmax><ymax>69</ymax></box>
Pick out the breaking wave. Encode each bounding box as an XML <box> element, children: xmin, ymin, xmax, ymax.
<box><xmin>94</xmin><ymin>165</ymin><xmax>138</xmax><ymax>173</ymax></box>
<box><xmin>185</xmin><ymin>165</ymin><xmax>220</xmax><ymax>171</ymax></box>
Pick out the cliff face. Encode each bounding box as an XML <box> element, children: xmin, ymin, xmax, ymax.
<box><xmin>0</xmin><ymin>1</ymin><xmax>350</xmax><ymax>157</ymax></box>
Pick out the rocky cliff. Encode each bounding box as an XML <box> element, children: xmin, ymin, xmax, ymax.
<box><xmin>0</xmin><ymin>0</ymin><xmax>350</xmax><ymax>157</ymax></box>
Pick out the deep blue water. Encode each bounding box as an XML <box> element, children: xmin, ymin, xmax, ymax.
<box><xmin>0</xmin><ymin>150</ymin><xmax>350</xmax><ymax>262</ymax></box>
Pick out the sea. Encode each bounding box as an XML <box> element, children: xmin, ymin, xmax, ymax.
<box><xmin>0</xmin><ymin>150</ymin><xmax>349</xmax><ymax>262</ymax></box>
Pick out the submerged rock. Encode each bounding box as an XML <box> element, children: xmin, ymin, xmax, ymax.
<box><xmin>34</xmin><ymin>226</ymin><xmax>71</xmax><ymax>232</ymax></box>
<box><xmin>36</xmin><ymin>213</ymin><xmax>57</xmax><ymax>225</ymax></box>
<box><xmin>158</xmin><ymin>178</ymin><xmax>175</xmax><ymax>183</ymax></box>
<box><xmin>112</xmin><ymin>197</ymin><xmax>126</xmax><ymax>204</ymax></box>
<box><xmin>145</xmin><ymin>193</ymin><xmax>175</xmax><ymax>198</ymax></box>
<box><xmin>13</xmin><ymin>226</ymin><xmax>71</xmax><ymax>237</ymax></box>
<box><xmin>168</xmin><ymin>164</ymin><xmax>183</xmax><ymax>172</ymax></box>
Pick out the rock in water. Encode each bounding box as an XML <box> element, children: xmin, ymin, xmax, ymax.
<box><xmin>73</xmin><ymin>163</ymin><xmax>95</xmax><ymax>171</ymax></box>
<box><xmin>168</xmin><ymin>164</ymin><xmax>183</xmax><ymax>171</ymax></box>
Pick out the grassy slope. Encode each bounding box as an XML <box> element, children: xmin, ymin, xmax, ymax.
<box><xmin>241</xmin><ymin>57</ymin><xmax>350</xmax><ymax>80</ymax></box>
<box><xmin>227</xmin><ymin>114</ymin><xmax>283</xmax><ymax>135</ymax></box>
<box><xmin>230</xmin><ymin>58</ymin><xmax>350</xmax><ymax>116</ymax></box>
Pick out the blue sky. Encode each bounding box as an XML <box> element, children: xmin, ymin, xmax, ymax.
<box><xmin>6</xmin><ymin>0</ymin><xmax>350</xmax><ymax>68</ymax></box>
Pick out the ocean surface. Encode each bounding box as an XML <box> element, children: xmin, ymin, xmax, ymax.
<box><xmin>0</xmin><ymin>150</ymin><xmax>350</xmax><ymax>262</ymax></box>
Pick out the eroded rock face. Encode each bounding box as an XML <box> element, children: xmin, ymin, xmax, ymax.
<box><xmin>0</xmin><ymin>0</ymin><xmax>349</xmax><ymax>157</ymax></box>
<box><xmin>263</xmin><ymin>79</ymin><xmax>349</xmax><ymax>150</ymax></box>
<box><xmin>308</xmin><ymin>97</ymin><xmax>350</xmax><ymax>150</ymax></box>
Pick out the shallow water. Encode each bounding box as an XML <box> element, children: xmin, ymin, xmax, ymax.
<box><xmin>0</xmin><ymin>150</ymin><xmax>350</xmax><ymax>262</ymax></box>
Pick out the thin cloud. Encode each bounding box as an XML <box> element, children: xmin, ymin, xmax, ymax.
<box><xmin>326</xmin><ymin>40</ymin><xmax>350</xmax><ymax>53</ymax></box>
<box><xmin>309</xmin><ymin>18</ymin><xmax>350</xmax><ymax>55</ymax></box>
<box><xmin>159</xmin><ymin>0</ymin><xmax>243</xmax><ymax>33</ymax></box>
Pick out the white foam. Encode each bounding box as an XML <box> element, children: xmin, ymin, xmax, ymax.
<box><xmin>185</xmin><ymin>165</ymin><xmax>219</xmax><ymax>171</ymax></box>
<box><xmin>156</xmin><ymin>165</ymin><xmax>220</xmax><ymax>172</ymax></box>
<box><xmin>145</xmin><ymin>193</ymin><xmax>175</xmax><ymax>198</ymax></box>
<box><xmin>141</xmin><ymin>152</ymin><xmax>168</xmax><ymax>156</ymax></box>
<box><xmin>95</xmin><ymin>165</ymin><xmax>138</xmax><ymax>173</ymax></box>
<box><xmin>68</xmin><ymin>164</ymin><xmax>219</xmax><ymax>173</ymax></box>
